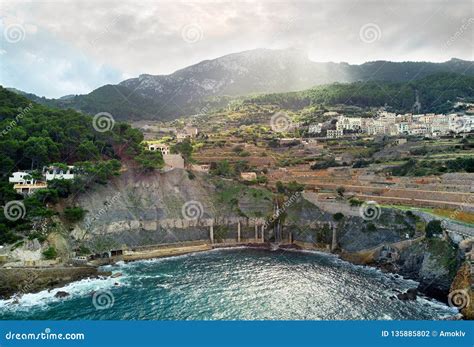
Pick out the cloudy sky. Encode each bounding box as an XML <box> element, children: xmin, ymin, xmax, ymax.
<box><xmin>0</xmin><ymin>0</ymin><xmax>472</xmax><ymax>98</ymax></box>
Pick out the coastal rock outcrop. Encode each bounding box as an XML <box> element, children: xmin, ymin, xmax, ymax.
<box><xmin>396</xmin><ymin>238</ymin><xmax>463</xmax><ymax>301</ymax></box>
<box><xmin>397</xmin><ymin>288</ymin><xmax>418</xmax><ymax>301</ymax></box>
<box><xmin>0</xmin><ymin>267</ymin><xmax>110</xmax><ymax>299</ymax></box>
<box><xmin>54</xmin><ymin>291</ymin><xmax>70</xmax><ymax>298</ymax></box>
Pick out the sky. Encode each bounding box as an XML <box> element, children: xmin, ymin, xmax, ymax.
<box><xmin>0</xmin><ymin>0</ymin><xmax>473</xmax><ymax>98</ymax></box>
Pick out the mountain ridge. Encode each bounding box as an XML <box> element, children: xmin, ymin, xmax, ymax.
<box><xmin>7</xmin><ymin>48</ymin><xmax>474</xmax><ymax>120</ymax></box>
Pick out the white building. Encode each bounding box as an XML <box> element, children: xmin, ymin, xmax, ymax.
<box><xmin>449</xmin><ymin>114</ymin><xmax>474</xmax><ymax>133</ymax></box>
<box><xmin>336</xmin><ymin>116</ymin><xmax>362</xmax><ymax>131</ymax></box>
<box><xmin>326</xmin><ymin>129</ymin><xmax>343</xmax><ymax>139</ymax></box>
<box><xmin>308</xmin><ymin>123</ymin><xmax>323</xmax><ymax>134</ymax></box>
<box><xmin>148</xmin><ymin>143</ymin><xmax>170</xmax><ymax>155</ymax></box>
<box><xmin>9</xmin><ymin>171</ymin><xmax>48</xmax><ymax>195</ymax></box>
<box><xmin>9</xmin><ymin>172</ymin><xmax>35</xmax><ymax>185</ymax></box>
<box><xmin>397</xmin><ymin>122</ymin><xmax>410</xmax><ymax>135</ymax></box>
<box><xmin>43</xmin><ymin>166</ymin><xmax>75</xmax><ymax>181</ymax></box>
<box><xmin>177</xmin><ymin>126</ymin><xmax>199</xmax><ymax>142</ymax></box>
<box><xmin>366</xmin><ymin>119</ymin><xmax>387</xmax><ymax>135</ymax></box>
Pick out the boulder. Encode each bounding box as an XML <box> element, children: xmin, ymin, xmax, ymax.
<box><xmin>397</xmin><ymin>288</ymin><xmax>417</xmax><ymax>301</ymax></box>
<box><xmin>54</xmin><ymin>291</ymin><xmax>70</xmax><ymax>298</ymax></box>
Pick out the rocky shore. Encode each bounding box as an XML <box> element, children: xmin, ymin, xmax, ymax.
<box><xmin>0</xmin><ymin>169</ymin><xmax>471</xmax><ymax>319</ymax></box>
<box><xmin>0</xmin><ymin>266</ymin><xmax>111</xmax><ymax>300</ymax></box>
<box><xmin>0</xmin><ymin>241</ymin><xmax>471</xmax><ymax>320</ymax></box>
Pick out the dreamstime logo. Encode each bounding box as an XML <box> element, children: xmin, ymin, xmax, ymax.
<box><xmin>89</xmin><ymin>15</ymin><xmax>122</xmax><ymax>47</ymax></box>
<box><xmin>453</xmin><ymin>117</ymin><xmax>467</xmax><ymax>133</ymax></box>
<box><xmin>359</xmin><ymin>201</ymin><xmax>381</xmax><ymax>221</ymax></box>
<box><xmin>270</xmin><ymin>111</ymin><xmax>293</xmax><ymax>133</ymax></box>
<box><xmin>3</xmin><ymin>200</ymin><xmax>26</xmax><ymax>221</ymax></box>
<box><xmin>84</xmin><ymin>192</ymin><xmax>122</xmax><ymax>230</ymax></box>
<box><xmin>264</xmin><ymin>191</ymin><xmax>302</xmax><ymax>230</ymax></box>
<box><xmin>92</xmin><ymin>290</ymin><xmax>115</xmax><ymax>310</ymax></box>
<box><xmin>359</xmin><ymin>23</ymin><xmax>382</xmax><ymax>44</ymax></box>
<box><xmin>195</xmin><ymin>104</ymin><xmax>210</xmax><ymax>116</ymax></box>
<box><xmin>4</xmin><ymin>23</ymin><xmax>26</xmax><ymax>43</ymax></box>
<box><xmin>350</xmin><ymin>129</ymin><xmax>363</xmax><ymax>141</ymax></box>
<box><xmin>448</xmin><ymin>289</ymin><xmax>470</xmax><ymax>310</ymax></box>
<box><xmin>412</xmin><ymin>100</ymin><xmax>422</xmax><ymax>114</ymax></box>
<box><xmin>446</xmin><ymin>17</ymin><xmax>474</xmax><ymax>47</ymax></box>
<box><xmin>1</xmin><ymin>103</ymin><xmax>33</xmax><ymax>138</ymax></box>
<box><xmin>181</xmin><ymin>200</ymin><xmax>204</xmax><ymax>220</ymax></box>
<box><xmin>92</xmin><ymin>112</ymin><xmax>115</xmax><ymax>132</ymax></box>
<box><xmin>181</xmin><ymin>23</ymin><xmax>203</xmax><ymax>43</ymax></box>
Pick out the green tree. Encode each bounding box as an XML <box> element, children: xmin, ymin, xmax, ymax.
<box><xmin>42</xmin><ymin>246</ymin><xmax>58</xmax><ymax>260</ymax></box>
<box><xmin>135</xmin><ymin>151</ymin><xmax>164</xmax><ymax>171</ymax></box>
<box><xmin>425</xmin><ymin>220</ymin><xmax>443</xmax><ymax>238</ymax></box>
<box><xmin>172</xmin><ymin>139</ymin><xmax>193</xmax><ymax>162</ymax></box>
<box><xmin>64</xmin><ymin>207</ymin><xmax>87</xmax><ymax>222</ymax></box>
<box><xmin>333</xmin><ymin>212</ymin><xmax>344</xmax><ymax>221</ymax></box>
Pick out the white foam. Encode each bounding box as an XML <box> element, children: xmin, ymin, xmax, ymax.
<box><xmin>0</xmin><ymin>275</ymin><xmax>123</xmax><ymax>312</ymax></box>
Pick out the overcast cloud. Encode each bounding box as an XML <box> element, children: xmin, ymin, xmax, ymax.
<box><xmin>0</xmin><ymin>0</ymin><xmax>473</xmax><ymax>98</ymax></box>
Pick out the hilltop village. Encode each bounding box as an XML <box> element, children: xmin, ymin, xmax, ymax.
<box><xmin>0</xmin><ymin>87</ymin><xmax>472</xmax><ymax>319</ymax></box>
<box><xmin>129</xmin><ymin>108</ymin><xmax>473</xmax><ymax>219</ymax></box>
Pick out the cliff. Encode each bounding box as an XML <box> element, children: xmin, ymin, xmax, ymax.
<box><xmin>1</xmin><ymin>168</ymin><xmax>467</xmax><ymax>308</ymax></box>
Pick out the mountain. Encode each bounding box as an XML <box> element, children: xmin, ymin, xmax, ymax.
<box><xmin>11</xmin><ymin>49</ymin><xmax>474</xmax><ymax>120</ymax></box>
<box><xmin>245</xmin><ymin>72</ymin><xmax>474</xmax><ymax>114</ymax></box>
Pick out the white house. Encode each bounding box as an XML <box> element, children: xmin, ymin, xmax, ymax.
<box><xmin>177</xmin><ymin>126</ymin><xmax>199</xmax><ymax>142</ymax></box>
<box><xmin>326</xmin><ymin>129</ymin><xmax>343</xmax><ymax>139</ymax></box>
<box><xmin>9</xmin><ymin>172</ymin><xmax>48</xmax><ymax>195</ymax></box>
<box><xmin>9</xmin><ymin>172</ymin><xmax>35</xmax><ymax>185</ymax></box>
<box><xmin>43</xmin><ymin>166</ymin><xmax>75</xmax><ymax>181</ymax></box>
<box><xmin>308</xmin><ymin>123</ymin><xmax>323</xmax><ymax>134</ymax></box>
<box><xmin>148</xmin><ymin>143</ymin><xmax>170</xmax><ymax>155</ymax></box>
<box><xmin>336</xmin><ymin>116</ymin><xmax>362</xmax><ymax>131</ymax></box>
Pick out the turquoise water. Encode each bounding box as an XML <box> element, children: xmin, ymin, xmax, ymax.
<box><xmin>0</xmin><ymin>248</ymin><xmax>457</xmax><ymax>320</ymax></box>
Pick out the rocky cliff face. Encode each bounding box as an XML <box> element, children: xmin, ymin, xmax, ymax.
<box><xmin>396</xmin><ymin>238</ymin><xmax>463</xmax><ymax>300</ymax></box>
<box><xmin>70</xmin><ymin>169</ymin><xmax>273</xmax><ymax>251</ymax></box>
<box><xmin>284</xmin><ymin>197</ymin><xmax>418</xmax><ymax>251</ymax></box>
<box><xmin>65</xmin><ymin>168</ymin><xmax>463</xmax><ymax>301</ymax></box>
<box><xmin>71</xmin><ymin>169</ymin><xmax>422</xmax><ymax>253</ymax></box>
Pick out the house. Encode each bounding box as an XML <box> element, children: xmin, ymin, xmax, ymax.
<box><xmin>9</xmin><ymin>172</ymin><xmax>35</xmax><ymax>185</ymax></box>
<box><xmin>14</xmin><ymin>182</ymin><xmax>48</xmax><ymax>195</ymax></box>
<box><xmin>10</xmin><ymin>171</ymin><xmax>49</xmax><ymax>195</ymax></box>
<box><xmin>176</xmin><ymin>132</ymin><xmax>189</xmax><ymax>142</ymax></box>
<box><xmin>177</xmin><ymin>125</ymin><xmax>198</xmax><ymax>142</ymax></box>
<box><xmin>396</xmin><ymin>138</ymin><xmax>407</xmax><ymax>145</ymax></box>
<box><xmin>336</xmin><ymin>116</ymin><xmax>362</xmax><ymax>131</ymax></box>
<box><xmin>326</xmin><ymin>129</ymin><xmax>343</xmax><ymax>139</ymax></box>
<box><xmin>43</xmin><ymin>166</ymin><xmax>75</xmax><ymax>181</ymax></box>
<box><xmin>184</xmin><ymin>126</ymin><xmax>198</xmax><ymax>137</ymax></box>
<box><xmin>147</xmin><ymin>143</ymin><xmax>170</xmax><ymax>155</ymax></box>
<box><xmin>308</xmin><ymin>123</ymin><xmax>323</xmax><ymax>134</ymax></box>
<box><xmin>163</xmin><ymin>154</ymin><xmax>185</xmax><ymax>169</ymax></box>
<box><xmin>240</xmin><ymin>172</ymin><xmax>257</xmax><ymax>181</ymax></box>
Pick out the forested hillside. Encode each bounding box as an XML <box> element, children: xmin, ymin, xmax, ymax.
<box><xmin>0</xmin><ymin>87</ymin><xmax>160</xmax><ymax>245</ymax></box>
<box><xmin>245</xmin><ymin>73</ymin><xmax>474</xmax><ymax>114</ymax></box>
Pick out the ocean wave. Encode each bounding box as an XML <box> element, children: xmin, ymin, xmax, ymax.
<box><xmin>0</xmin><ymin>275</ymin><xmax>123</xmax><ymax>313</ymax></box>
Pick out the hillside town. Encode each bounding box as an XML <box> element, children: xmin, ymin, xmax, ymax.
<box><xmin>317</xmin><ymin>112</ymin><xmax>474</xmax><ymax>139</ymax></box>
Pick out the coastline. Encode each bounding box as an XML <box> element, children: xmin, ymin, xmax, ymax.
<box><xmin>0</xmin><ymin>266</ymin><xmax>111</xmax><ymax>300</ymax></box>
<box><xmin>0</xmin><ymin>241</ymin><xmax>467</xmax><ymax>320</ymax></box>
